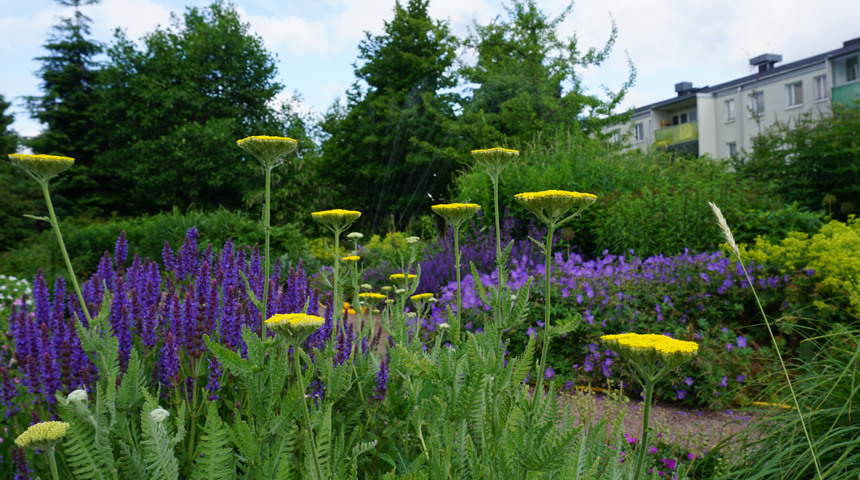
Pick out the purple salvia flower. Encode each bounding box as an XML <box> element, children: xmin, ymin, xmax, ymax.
<box><xmin>162</xmin><ymin>240</ymin><xmax>177</xmax><ymax>274</ymax></box>
<box><xmin>109</xmin><ymin>277</ymin><xmax>132</xmax><ymax>370</ymax></box>
<box><xmin>177</xmin><ymin>227</ymin><xmax>199</xmax><ymax>280</ymax></box>
<box><xmin>96</xmin><ymin>251</ymin><xmax>114</xmax><ymax>292</ymax></box>
<box><xmin>33</xmin><ymin>269</ymin><xmax>50</xmax><ymax>326</ymax></box>
<box><xmin>373</xmin><ymin>354</ymin><xmax>390</xmax><ymax>401</ymax></box>
<box><xmin>205</xmin><ymin>357</ymin><xmax>222</xmax><ymax>401</ymax></box>
<box><xmin>309</xmin><ymin>377</ymin><xmax>326</xmax><ymax>407</ymax></box>
<box><xmin>333</xmin><ymin>321</ymin><xmax>354</xmax><ymax>366</ymax></box>
<box><xmin>13</xmin><ymin>447</ymin><xmax>32</xmax><ymax>480</ymax></box>
<box><xmin>159</xmin><ymin>331</ymin><xmax>181</xmax><ymax>390</ymax></box>
<box><xmin>1</xmin><ymin>366</ymin><xmax>20</xmax><ymax>417</ymax></box>
<box><xmin>114</xmin><ymin>230</ymin><xmax>128</xmax><ymax>271</ymax></box>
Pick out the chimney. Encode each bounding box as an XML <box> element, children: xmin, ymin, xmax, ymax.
<box><xmin>750</xmin><ymin>53</ymin><xmax>782</xmax><ymax>73</ymax></box>
<box><xmin>675</xmin><ymin>82</ymin><xmax>694</xmax><ymax>96</ymax></box>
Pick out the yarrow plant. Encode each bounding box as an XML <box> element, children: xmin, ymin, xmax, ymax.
<box><xmin>15</xmin><ymin>420</ymin><xmax>70</xmax><ymax>480</ymax></box>
<box><xmin>312</xmin><ymin>209</ymin><xmax>361</xmax><ymax>333</ymax></box>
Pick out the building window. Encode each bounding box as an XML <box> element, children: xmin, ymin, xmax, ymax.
<box><xmin>786</xmin><ymin>81</ymin><xmax>803</xmax><ymax>107</ymax></box>
<box><xmin>727</xmin><ymin>142</ymin><xmax>737</xmax><ymax>158</ymax></box>
<box><xmin>725</xmin><ymin>99</ymin><xmax>735</xmax><ymax>121</ymax></box>
<box><xmin>814</xmin><ymin>75</ymin><xmax>828</xmax><ymax>100</ymax></box>
<box><xmin>672</xmin><ymin>112</ymin><xmax>689</xmax><ymax>125</ymax></box>
<box><xmin>848</xmin><ymin>57</ymin><xmax>859</xmax><ymax>82</ymax></box>
<box><xmin>633</xmin><ymin>123</ymin><xmax>644</xmax><ymax>142</ymax></box>
<box><xmin>689</xmin><ymin>110</ymin><xmax>697</xmax><ymax>122</ymax></box>
<box><xmin>749</xmin><ymin>91</ymin><xmax>764</xmax><ymax>116</ymax></box>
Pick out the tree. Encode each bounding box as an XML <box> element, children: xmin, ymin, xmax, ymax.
<box><xmin>91</xmin><ymin>1</ymin><xmax>284</xmax><ymax>215</ymax></box>
<box><xmin>0</xmin><ymin>93</ymin><xmax>43</xmax><ymax>251</ymax></box>
<box><xmin>25</xmin><ymin>0</ymin><xmax>102</xmax><ymax>214</ymax></box>
<box><xmin>738</xmin><ymin>105</ymin><xmax>860</xmax><ymax>218</ymax></box>
<box><xmin>460</xmin><ymin>0</ymin><xmax>635</xmax><ymax>146</ymax></box>
<box><xmin>319</xmin><ymin>0</ymin><xmax>462</xmax><ymax>231</ymax></box>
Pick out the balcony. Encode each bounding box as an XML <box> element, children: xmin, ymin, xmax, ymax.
<box><xmin>832</xmin><ymin>82</ymin><xmax>860</xmax><ymax>107</ymax></box>
<box><xmin>654</xmin><ymin>121</ymin><xmax>698</xmax><ymax>147</ymax></box>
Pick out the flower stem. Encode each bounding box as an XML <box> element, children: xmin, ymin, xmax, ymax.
<box><xmin>333</xmin><ymin>230</ymin><xmax>342</xmax><ymax>336</ymax></box>
<box><xmin>292</xmin><ymin>344</ymin><xmax>324</xmax><ymax>479</ymax></box>
<box><xmin>492</xmin><ymin>174</ymin><xmax>502</xmax><ymax>325</ymax></box>
<box><xmin>633</xmin><ymin>379</ymin><xmax>654</xmax><ymax>480</ymax></box>
<box><xmin>262</xmin><ymin>165</ymin><xmax>272</xmax><ymax>337</ymax></box>
<box><xmin>46</xmin><ymin>446</ymin><xmax>60</xmax><ymax>480</ymax></box>
<box><xmin>40</xmin><ymin>181</ymin><xmax>92</xmax><ymax>326</ymax></box>
<box><xmin>453</xmin><ymin>225</ymin><xmax>462</xmax><ymax>346</ymax></box>
<box><xmin>532</xmin><ymin>223</ymin><xmax>555</xmax><ymax>413</ymax></box>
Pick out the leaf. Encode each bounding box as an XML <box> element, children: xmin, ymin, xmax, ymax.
<box><xmin>191</xmin><ymin>402</ymin><xmax>235</xmax><ymax>480</ymax></box>
<box><xmin>549</xmin><ymin>312</ymin><xmax>582</xmax><ymax>338</ymax></box>
<box><xmin>204</xmin><ymin>334</ymin><xmax>252</xmax><ymax>376</ymax></box>
<box><xmin>23</xmin><ymin>214</ymin><xmax>51</xmax><ymax>223</ymax></box>
<box><xmin>239</xmin><ymin>270</ymin><xmax>263</xmax><ymax>312</ymax></box>
<box><xmin>117</xmin><ymin>349</ymin><xmax>145</xmax><ymax>411</ymax></box>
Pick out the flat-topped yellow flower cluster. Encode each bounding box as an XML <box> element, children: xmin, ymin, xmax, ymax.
<box><xmin>359</xmin><ymin>292</ymin><xmax>387</xmax><ymax>302</ymax></box>
<box><xmin>341</xmin><ymin>255</ymin><xmax>360</xmax><ymax>262</ymax></box>
<box><xmin>236</xmin><ymin>136</ymin><xmax>297</xmax><ymax>168</ymax></box>
<box><xmin>9</xmin><ymin>153</ymin><xmax>75</xmax><ymax>182</ymax></box>
<box><xmin>410</xmin><ymin>293</ymin><xmax>434</xmax><ymax>302</ymax></box>
<box><xmin>265</xmin><ymin>313</ymin><xmax>324</xmax><ymax>342</ymax></box>
<box><xmin>389</xmin><ymin>273</ymin><xmax>417</xmax><ymax>281</ymax></box>
<box><xmin>311</xmin><ymin>209</ymin><xmax>362</xmax><ymax>232</ymax></box>
<box><xmin>15</xmin><ymin>421</ymin><xmax>71</xmax><ymax>449</ymax></box>
<box><xmin>600</xmin><ymin>333</ymin><xmax>699</xmax><ymax>356</ymax></box>
<box><xmin>515</xmin><ymin>189</ymin><xmax>597</xmax><ymax>225</ymax></box>
<box><xmin>470</xmin><ymin>147</ymin><xmax>520</xmax><ymax>177</ymax></box>
<box><xmin>431</xmin><ymin>203</ymin><xmax>481</xmax><ymax>228</ymax></box>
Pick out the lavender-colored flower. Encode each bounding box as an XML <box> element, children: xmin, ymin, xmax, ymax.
<box><xmin>1</xmin><ymin>366</ymin><xmax>20</xmax><ymax>418</ymax></box>
<box><xmin>309</xmin><ymin>377</ymin><xmax>326</xmax><ymax>407</ymax></box>
<box><xmin>736</xmin><ymin>374</ymin><xmax>745</xmax><ymax>383</ymax></box>
<box><xmin>684</xmin><ymin>377</ymin><xmax>694</xmax><ymax>386</ymax></box>
<box><xmin>114</xmin><ymin>230</ymin><xmax>128</xmax><ymax>270</ymax></box>
<box><xmin>545</xmin><ymin>366</ymin><xmax>555</xmax><ymax>379</ymax></box>
<box><xmin>12</xmin><ymin>447</ymin><xmax>32</xmax><ymax>480</ymax></box>
<box><xmin>736</xmin><ymin>335</ymin><xmax>747</xmax><ymax>348</ymax></box>
<box><xmin>159</xmin><ymin>332</ymin><xmax>181</xmax><ymax>390</ymax></box>
<box><xmin>719</xmin><ymin>376</ymin><xmax>728</xmax><ymax>388</ymax></box>
<box><xmin>676</xmin><ymin>389</ymin><xmax>687</xmax><ymax>400</ymax></box>
<box><xmin>726</xmin><ymin>342</ymin><xmax>733</xmax><ymax>352</ymax></box>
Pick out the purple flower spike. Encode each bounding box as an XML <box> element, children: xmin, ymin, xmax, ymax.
<box><xmin>205</xmin><ymin>357</ymin><xmax>222</xmax><ymax>401</ymax></box>
<box><xmin>373</xmin><ymin>354</ymin><xmax>390</xmax><ymax>402</ymax></box>
<box><xmin>114</xmin><ymin>230</ymin><xmax>128</xmax><ymax>270</ymax></box>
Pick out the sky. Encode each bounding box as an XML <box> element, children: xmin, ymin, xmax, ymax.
<box><xmin>1</xmin><ymin>0</ymin><xmax>859</xmax><ymax>139</ymax></box>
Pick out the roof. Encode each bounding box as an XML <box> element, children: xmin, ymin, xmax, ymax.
<box><xmin>629</xmin><ymin>37</ymin><xmax>860</xmax><ymax>116</ymax></box>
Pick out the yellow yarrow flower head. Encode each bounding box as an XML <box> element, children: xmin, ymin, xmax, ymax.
<box><xmin>359</xmin><ymin>292</ymin><xmax>387</xmax><ymax>305</ymax></box>
<box><xmin>600</xmin><ymin>333</ymin><xmax>698</xmax><ymax>378</ymax></box>
<box><xmin>236</xmin><ymin>135</ymin><xmax>298</xmax><ymax>169</ymax></box>
<box><xmin>431</xmin><ymin>203</ymin><xmax>481</xmax><ymax>229</ymax></box>
<box><xmin>389</xmin><ymin>273</ymin><xmax>417</xmax><ymax>287</ymax></box>
<box><xmin>514</xmin><ymin>190</ymin><xmax>597</xmax><ymax>226</ymax></box>
<box><xmin>311</xmin><ymin>209</ymin><xmax>362</xmax><ymax>234</ymax></box>
<box><xmin>265</xmin><ymin>313</ymin><xmax>325</xmax><ymax>344</ymax></box>
<box><xmin>471</xmin><ymin>147</ymin><xmax>519</xmax><ymax>179</ymax></box>
<box><xmin>342</xmin><ymin>255</ymin><xmax>360</xmax><ymax>263</ymax></box>
<box><xmin>15</xmin><ymin>421</ymin><xmax>71</xmax><ymax>450</ymax></box>
<box><xmin>8</xmin><ymin>153</ymin><xmax>74</xmax><ymax>183</ymax></box>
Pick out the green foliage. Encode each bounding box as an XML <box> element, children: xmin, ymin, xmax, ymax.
<box><xmin>91</xmin><ymin>0</ymin><xmax>284</xmax><ymax>216</ymax></box>
<box><xmin>454</xmin><ymin>133</ymin><xmax>769</xmax><ymax>257</ymax></box>
<box><xmin>736</xmin><ymin>217</ymin><xmax>860</xmax><ymax>322</ymax></box>
<box><xmin>0</xmin><ymin>208</ymin><xmax>307</xmax><ymax>283</ymax></box>
<box><xmin>737</xmin><ymin>104</ymin><xmax>860</xmax><ymax>218</ymax></box>
<box><xmin>726</xmin><ymin>323</ymin><xmax>860</xmax><ymax>480</ymax></box>
<box><xmin>319</xmin><ymin>0</ymin><xmax>463</xmax><ymax>231</ymax></box>
<box><xmin>459</xmin><ymin>0</ymin><xmax>635</xmax><ymax>146</ymax></box>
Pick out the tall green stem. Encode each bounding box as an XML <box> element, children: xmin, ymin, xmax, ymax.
<box><xmin>633</xmin><ymin>379</ymin><xmax>655</xmax><ymax>480</ymax></box>
<box><xmin>46</xmin><ymin>447</ymin><xmax>60</xmax><ymax>480</ymax></box>
<box><xmin>262</xmin><ymin>166</ymin><xmax>272</xmax><ymax>337</ymax></box>
<box><xmin>491</xmin><ymin>174</ymin><xmax>503</xmax><ymax>325</ymax></box>
<box><xmin>453</xmin><ymin>226</ymin><xmax>462</xmax><ymax>345</ymax></box>
<box><xmin>40</xmin><ymin>181</ymin><xmax>92</xmax><ymax>325</ymax></box>
<box><xmin>292</xmin><ymin>344</ymin><xmax>324</xmax><ymax>479</ymax></box>
<box><xmin>333</xmin><ymin>231</ymin><xmax>342</xmax><ymax>336</ymax></box>
<box><xmin>532</xmin><ymin>223</ymin><xmax>555</xmax><ymax>413</ymax></box>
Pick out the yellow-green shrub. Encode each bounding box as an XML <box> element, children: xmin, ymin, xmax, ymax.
<box><xmin>733</xmin><ymin>216</ymin><xmax>860</xmax><ymax>319</ymax></box>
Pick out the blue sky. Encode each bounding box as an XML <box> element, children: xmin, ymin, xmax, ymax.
<box><xmin>2</xmin><ymin>0</ymin><xmax>858</xmax><ymax>138</ymax></box>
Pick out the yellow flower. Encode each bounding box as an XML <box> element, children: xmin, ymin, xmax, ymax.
<box><xmin>359</xmin><ymin>292</ymin><xmax>387</xmax><ymax>303</ymax></box>
<box><xmin>410</xmin><ymin>293</ymin><xmax>434</xmax><ymax>302</ymax></box>
<box><xmin>311</xmin><ymin>209</ymin><xmax>362</xmax><ymax>233</ymax></box>
<box><xmin>600</xmin><ymin>333</ymin><xmax>698</xmax><ymax>370</ymax></box>
<box><xmin>431</xmin><ymin>203</ymin><xmax>481</xmax><ymax>228</ymax></box>
<box><xmin>15</xmin><ymin>421</ymin><xmax>71</xmax><ymax>449</ymax></box>
<box><xmin>389</xmin><ymin>273</ymin><xmax>417</xmax><ymax>284</ymax></box>
<box><xmin>342</xmin><ymin>255</ymin><xmax>360</xmax><ymax>262</ymax></box>
<box><xmin>514</xmin><ymin>190</ymin><xmax>597</xmax><ymax>225</ymax></box>
<box><xmin>236</xmin><ymin>136</ymin><xmax>297</xmax><ymax>168</ymax></box>
<box><xmin>8</xmin><ymin>153</ymin><xmax>74</xmax><ymax>183</ymax></box>
<box><xmin>471</xmin><ymin>147</ymin><xmax>519</xmax><ymax>178</ymax></box>
<box><xmin>265</xmin><ymin>313</ymin><xmax>325</xmax><ymax>343</ymax></box>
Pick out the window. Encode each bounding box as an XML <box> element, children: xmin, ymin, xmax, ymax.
<box><xmin>725</xmin><ymin>99</ymin><xmax>735</xmax><ymax>121</ymax></box>
<box><xmin>672</xmin><ymin>112</ymin><xmax>689</xmax><ymax>125</ymax></box>
<box><xmin>786</xmin><ymin>81</ymin><xmax>803</xmax><ymax>107</ymax></box>
<box><xmin>749</xmin><ymin>91</ymin><xmax>764</xmax><ymax>116</ymax></box>
<box><xmin>814</xmin><ymin>75</ymin><xmax>828</xmax><ymax>100</ymax></box>
<box><xmin>727</xmin><ymin>142</ymin><xmax>737</xmax><ymax>158</ymax></box>
<box><xmin>848</xmin><ymin>57</ymin><xmax>859</xmax><ymax>82</ymax></box>
<box><xmin>689</xmin><ymin>110</ymin><xmax>697</xmax><ymax>122</ymax></box>
<box><xmin>633</xmin><ymin>123</ymin><xmax>644</xmax><ymax>142</ymax></box>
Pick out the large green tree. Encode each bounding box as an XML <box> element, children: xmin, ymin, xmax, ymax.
<box><xmin>25</xmin><ymin>0</ymin><xmax>102</xmax><ymax>213</ymax></box>
<box><xmin>92</xmin><ymin>1</ymin><xmax>284</xmax><ymax>215</ymax></box>
<box><xmin>319</xmin><ymin>0</ymin><xmax>462</xmax><ymax>231</ymax></box>
<box><xmin>460</xmin><ymin>0</ymin><xmax>635</xmax><ymax>146</ymax></box>
<box><xmin>0</xmin><ymin>94</ymin><xmax>43</xmax><ymax>252</ymax></box>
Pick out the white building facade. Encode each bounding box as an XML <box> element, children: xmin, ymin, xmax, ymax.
<box><xmin>608</xmin><ymin>37</ymin><xmax>860</xmax><ymax>158</ymax></box>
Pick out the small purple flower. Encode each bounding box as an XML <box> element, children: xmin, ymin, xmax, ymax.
<box><xmin>736</xmin><ymin>335</ymin><xmax>747</xmax><ymax>348</ymax></box>
<box><xmin>545</xmin><ymin>366</ymin><xmax>555</xmax><ymax>379</ymax></box>
<box><xmin>373</xmin><ymin>354</ymin><xmax>390</xmax><ymax>401</ymax></box>
<box><xmin>205</xmin><ymin>357</ymin><xmax>222</xmax><ymax>401</ymax></box>
<box><xmin>526</xmin><ymin>327</ymin><xmax>536</xmax><ymax>338</ymax></box>
<box><xmin>726</xmin><ymin>342</ymin><xmax>733</xmax><ymax>352</ymax></box>
<box><xmin>719</xmin><ymin>376</ymin><xmax>727</xmax><ymax>387</ymax></box>
<box><xmin>648</xmin><ymin>445</ymin><xmax>658</xmax><ymax>455</ymax></box>
<box><xmin>661</xmin><ymin>458</ymin><xmax>676</xmax><ymax>470</ymax></box>
<box><xmin>684</xmin><ymin>377</ymin><xmax>694</xmax><ymax>386</ymax></box>
<box><xmin>676</xmin><ymin>390</ymin><xmax>687</xmax><ymax>400</ymax></box>
<box><xmin>736</xmin><ymin>374</ymin><xmax>746</xmax><ymax>383</ymax></box>
<box><xmin>624</xmin><ymin>433</ymin><xmax>637</xmax><ymax>445</ymax></box>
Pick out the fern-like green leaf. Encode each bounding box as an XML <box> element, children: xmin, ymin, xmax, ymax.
<box><xmin>191</xmin><ymin>402</ymin><xmax>235</xmax><ymax>480</ymax></box>
<box><xmin>117</xmin><ymin>349</ymin><xmax>146</xmax><ymax>411</ymax></box>
<box><xmin>140</xmin><ymin>395</ymin><xmax>179</xmax><ymax>480</ymax></box>
<box><xmin>204</xmin><ymin>334</ymin><xmax>252</xmax><ymax>376</ymax></box>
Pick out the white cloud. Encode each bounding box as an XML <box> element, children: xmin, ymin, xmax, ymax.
<box><xmin>88</xmin><ymin>0</ymin><xmax>174</xmax><ymax>42</ymax></box>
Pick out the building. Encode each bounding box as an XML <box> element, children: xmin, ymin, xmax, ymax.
<box><xmin>607</xmin><ymin>37</ymin><xmax>860</xmax><ymax>158</ymax></box>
